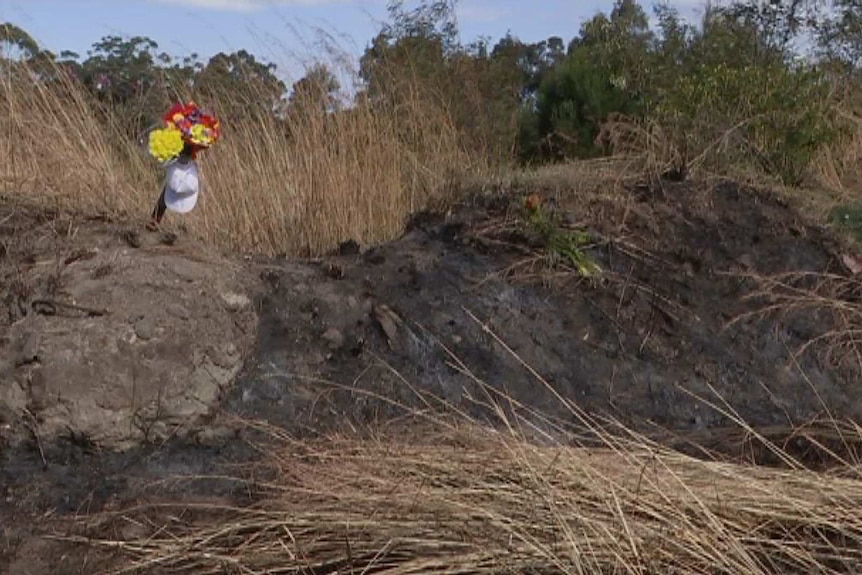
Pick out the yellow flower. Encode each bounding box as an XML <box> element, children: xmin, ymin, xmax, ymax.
<box><xmin>148</xmin><ymin>127</ymin><xmax>184</xmax><ymax>162</ymax></box>
<box><xmin>190</xmin><ymin>123</ymin><xmax>213</xmax><ymax>146</ymax></box>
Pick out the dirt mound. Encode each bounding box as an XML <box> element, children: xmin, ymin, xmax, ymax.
<box><xmin>4</xmin><ymin>179</ymin><xmax>862</xmax><ymax>574</ymax></box>
<box><xmin>0</xmin><ymin>206</ymin><xmax>257</xmax><ymax>450</ymax></box>
<box><xmin>232</xmin><ymin>180</ymin><xmax>859</xmax><ymax>444</ymax></box>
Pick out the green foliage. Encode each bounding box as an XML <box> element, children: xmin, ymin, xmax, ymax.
<box><xmin>515</xmin><ymin>1</ymin><xmax>840</xmax><ymax>185</ymax></box>
<box><xmin>524</xmin><ymin>0</ymin><xmax>652</xmax><ymax>162</ymax></box>
<box><xmin>534</xmin><ymin>48</ymin><xmax>641</xmax><ymax>160</ymax></box>
<box><xmin>829</xmin><ymin>203</ymin><xmax>862</xmax><ymax>243</ymax></box>
<box><xmin>0</xmin><ymin>22</ymin><xmax>40</xmax><ymax>60</ymax></box>
<box><xmin>526</xmin><ymin>201</ymin><xmax>601</xmax><ymax>278</ymax></box>
<box><xmin>195</xmin><ymin>50</ymin><xmax>286</xmax><ymax>119</ymax></box>
<box><xmin>654</xmin><ymin>60</ymin><xmax>836</xmax><ymax>185</ymax></box>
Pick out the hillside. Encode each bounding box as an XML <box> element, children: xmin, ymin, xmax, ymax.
<box><xmin>4</xmin><ymin>175</ymin><xmax>862</xmax><ymax>573</ymax></box>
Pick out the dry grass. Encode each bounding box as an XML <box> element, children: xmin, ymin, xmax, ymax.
<box><xmin>69</xmin><ymin>419</ymin><xmax>862</xmax><ymax>574</ymax></box>
<box><xmin>726</xmin><ymin>270</ymin><xmax>862</xmax><ymax>375</ymax></box>
<box><xmin>0</xmin><ymin>66</ymin><xmax>156</xmax><ymax>213</ymax></box>
<box><xmin>0</xmin><ymin>55</ymin><xmax>480</xmax><ymax>257</ymax></box>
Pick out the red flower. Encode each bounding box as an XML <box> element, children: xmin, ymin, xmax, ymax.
<box><xmin>159</xmin><ymin>101</ymin><xmax>221</xmax><ymax>156</ymax></box>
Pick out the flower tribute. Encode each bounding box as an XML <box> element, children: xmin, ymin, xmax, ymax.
<box><xmin>148</xmin><ymin>101</ymin><xmax>220</xmax><ymax>163</ymax></box>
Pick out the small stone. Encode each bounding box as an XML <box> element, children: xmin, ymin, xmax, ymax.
<box><xmin>13</xmin><ymin>333</ymin><xmax>39</xmax><ymax>367</ymax></box>
<box><xmin>28</xmin><ymin>369</ymin><xmax>48</xmax><ymax>412</ymax></box>
<box><xmin>221</xmin><ymin>292</ymin><xmax>250</xmax><ymax>312</ymax></box>
<box><xmin>322</xmin><ymin>327</ymin><xmax>345</xmax><ymax>350</ymax></box>
<box><xmin>120</xmin><ymin>522</ymin><xmax>150</xmax><ymax>541</ymax></box>
<box><xmin>209</xmin><ymin>344</ymin><xmax>239</xmax><ymax>369</ymax></box>
<box><xmin>374</xmin><ymin>305</ymin><xmax>402</xmax><ymax>348</ymax></box>
<box><xmin>148</xmin><ymin>420</ymin><xmax>169</xmax><ymax>441</ymax></box>
<box><xmin>122</xmin><ymin>230</ymin><xmax>142</xmax><ymax>248</ymax></box>
<box><xmin>196</xmin><ymin>425</ymin><xmax>238</xmax><ymax>446</ymax></box>
<box><xmin>134</xmin><ymin>316</ymin><xmax>157</xmax><ymax>341</ymax></box>
<box><xmin>736</xmin><ymin>253</ymin><xmax>755</xmax><ymax>271</ymax></box>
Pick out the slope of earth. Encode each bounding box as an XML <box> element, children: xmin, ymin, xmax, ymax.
<box><xmin>233</xmin><ymin>180</ymin><xmax>861</xmax><ymax>446</ymax></box>
<box><xmin>2</xmin><ymin>178</ymin><xmax>862</xmax><ymax>573</ymax></box>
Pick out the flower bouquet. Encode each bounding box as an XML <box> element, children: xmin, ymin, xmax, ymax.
<box><xmin>148</xmin><ymin>101</ymin><xmax>221</xmax><ymax>163</ymax></box>
<box><xmin>145</xmin><ymin>102</ymin><xmax>221</xmax><ymax>229</ymax></box>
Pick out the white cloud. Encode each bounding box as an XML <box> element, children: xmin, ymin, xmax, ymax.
<box><xmin>149</xmin><ymin>0</ymin><xmax>347</xmax><ymax>11</ymax></box>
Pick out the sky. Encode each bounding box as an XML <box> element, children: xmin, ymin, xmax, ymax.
<box><xmin>0</xmin><ymin>0</ymin><xmax>707</xmax><ymax>83</ymax></box>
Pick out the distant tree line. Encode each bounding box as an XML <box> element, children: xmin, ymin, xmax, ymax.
<box><xmin>4</xmin><ymin>0</ymin><xmax>862</xmax><ymax>184</ymax></box>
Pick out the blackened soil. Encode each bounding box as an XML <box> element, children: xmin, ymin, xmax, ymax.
<box><xmin>230</xmin><ymin>180</ymin><xmax>859</xmax><ymax>444</ymax></box>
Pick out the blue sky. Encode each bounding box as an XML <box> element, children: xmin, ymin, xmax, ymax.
<box><xmin>1</xmin><ymin>0</ymin><xmax>705</xmax><ymax>82</ymax></box>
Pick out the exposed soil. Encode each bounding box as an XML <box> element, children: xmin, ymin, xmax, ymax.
<box><xmin>2</xmin><ymin>178</ymin><xmax>862</xmax><ymax>573</ymax></box>
<box><xmin>0</xmin><ymin>206</ymin><xmax>257</xmax><ymax>451</ymax></box>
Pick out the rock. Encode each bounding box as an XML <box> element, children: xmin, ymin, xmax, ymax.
<box><xmin>337</xmin><ymin>239</ymin><xmax>361</xmax><ymax>256</ymax></box>
<box><xmin>209</xmin><ymin>344</ymin><xmax>239</xmax><ymax>369</ymax></box>
<box><xmin>322</xmin><ymin>327</ymin><xmax>345</xmax><ymax>350</ymax></box>
<box><xmin>122</xmin><ymin>229</ymin><xmax>141</xmax><ymax>248</ymax></box>
<box><xmin>221</xmin><ymin>292</ymin><xmax>251</xmax><ymax>312</ymax></box>
<box><xmin>27</xmin><ymin>369</ymin><xmax>48</xmax><ymax>412</ymax></box>
<box><xmin>148</xmin><ymin>420</ymin><xmax>169</xmax><ymax>442</ymax></box>
<box><xmin>134</xmin><ymin>316</ymin><xmax>157</xmax><ymax>341</ymax></box>
<box><xmin>13</xmin><ymin>333</ymin><xmax>39</xmax><ymax>367</ymax></box>
<box><xmin>120</xmin><ymin>522</ymin><xmax>150</xmax><ymax>541</ymax></box>
<box><xmin>196</xmin><ymin>425</ymin><xmax>238</xmax><ymax>446</ymax></box>
<box><xmin>0</xmin><ymin>208</ymin><xmax>259</xmax><ymax>452</ymax></box>
<box><xmin>0</xmin><ymin>377</ymin><xmax>27</xmax><ymax>415</ymax></box>
<box><xmin>374</xmin><ymin>305</ymin><xmax>403</xmax><ymax>348</ymax></box>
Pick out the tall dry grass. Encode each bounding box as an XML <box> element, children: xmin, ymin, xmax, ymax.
<box><xmin>0</xmin><ymin>54</ymin><xmax>480</xmax><ymax>257</ymax></box>
<box><xmin>0</xmin><ymin>64</ymin><xmax>157</xmax><ymax>213</ymax></box>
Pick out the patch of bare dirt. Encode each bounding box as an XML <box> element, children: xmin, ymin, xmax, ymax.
<box><xmin>0</xmin><ymin>205</ymin><xmax>258</xmax><ymax>451</ymax></box>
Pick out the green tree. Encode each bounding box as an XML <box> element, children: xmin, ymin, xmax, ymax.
<box><xmin>525</xmin><ymin>0</ymin><xmax>652</xmax><ymax>161</ymax></box>
<box><xmin>194</xmin><ymin>49</ymin><xmax>286</xmax><ymax>119</ymax></box>
<box><xmin>286</xmin><ymin>62</ymin><xmax>340</xmax><ymax>116</ymax></box>
<box><xmin>0</xmin><ymin>22</ymin><xmax>40</xmax><ymax>61</ymax></box>
<box><xmin>815</xmin><ymin>0</ymin><xmax>862</xmax><ymax>71</ymax></box>
<box><xmin>75</xmin><ymin>35</ymin><xmax>200</xmax><ymax>134</ymax></box>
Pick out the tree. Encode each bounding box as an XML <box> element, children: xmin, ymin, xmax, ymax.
<box><xmin>524</xmin><ymin>0</ymin><xmax>653</xmax><ymax>161</ymax></box>
<box><xmin>194</xmin><ymin>50</ymin><xmax>286</xmax><ymax>118</ymax></box>
<box><xmin>286</xmin><ymin>62</ymin><xmax>340</xmax><ymax>115</ymax></box>
<box><xmin>724</xmin><ymin>0</ymin><xmax>823</xmax><ymax>55</ymax></box>
<box><xmin>0</xmin><ymin>22</ymin><xmax>39</xmax><ymax>61</ymax></box>
<box><xmin>75</xmin><ymin>34</ymin><xmax>202</xmax><ymax>135</ymax></box>
<box><xmin>815</xmin><ymin>0</ymin><xmax>862</xmax><ymax>71</ymax></box>
<box><xmin>80</xmin><ymin>35</ymin><xmax>160</xmax><ymax>103</ymax></box>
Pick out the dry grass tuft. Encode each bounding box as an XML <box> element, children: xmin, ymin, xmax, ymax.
<box><xmin>0</xmin><ymin>55</ymin><xmax>481</xmax><ymax>257</ymax></box>
<box><xmin>726</xmin><ymin>270</ymin><xmax>862</xmax><ymax>373</ymax></box>
<box><xmin>72</xmin><ymin>423</ymin><xmax>862</xmax><ymax>574</ymax></box>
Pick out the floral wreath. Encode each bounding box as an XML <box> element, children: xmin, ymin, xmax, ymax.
<box><xmin>148</xmin><ymin>101</ymin><xmax>221</xmax><ymax>163</ymax></box>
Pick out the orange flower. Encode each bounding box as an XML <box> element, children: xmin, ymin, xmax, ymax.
<box><xmin>525</xmin><ymin>193</ymin><xmax>541</xmax><ymax>212</ymax></box>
